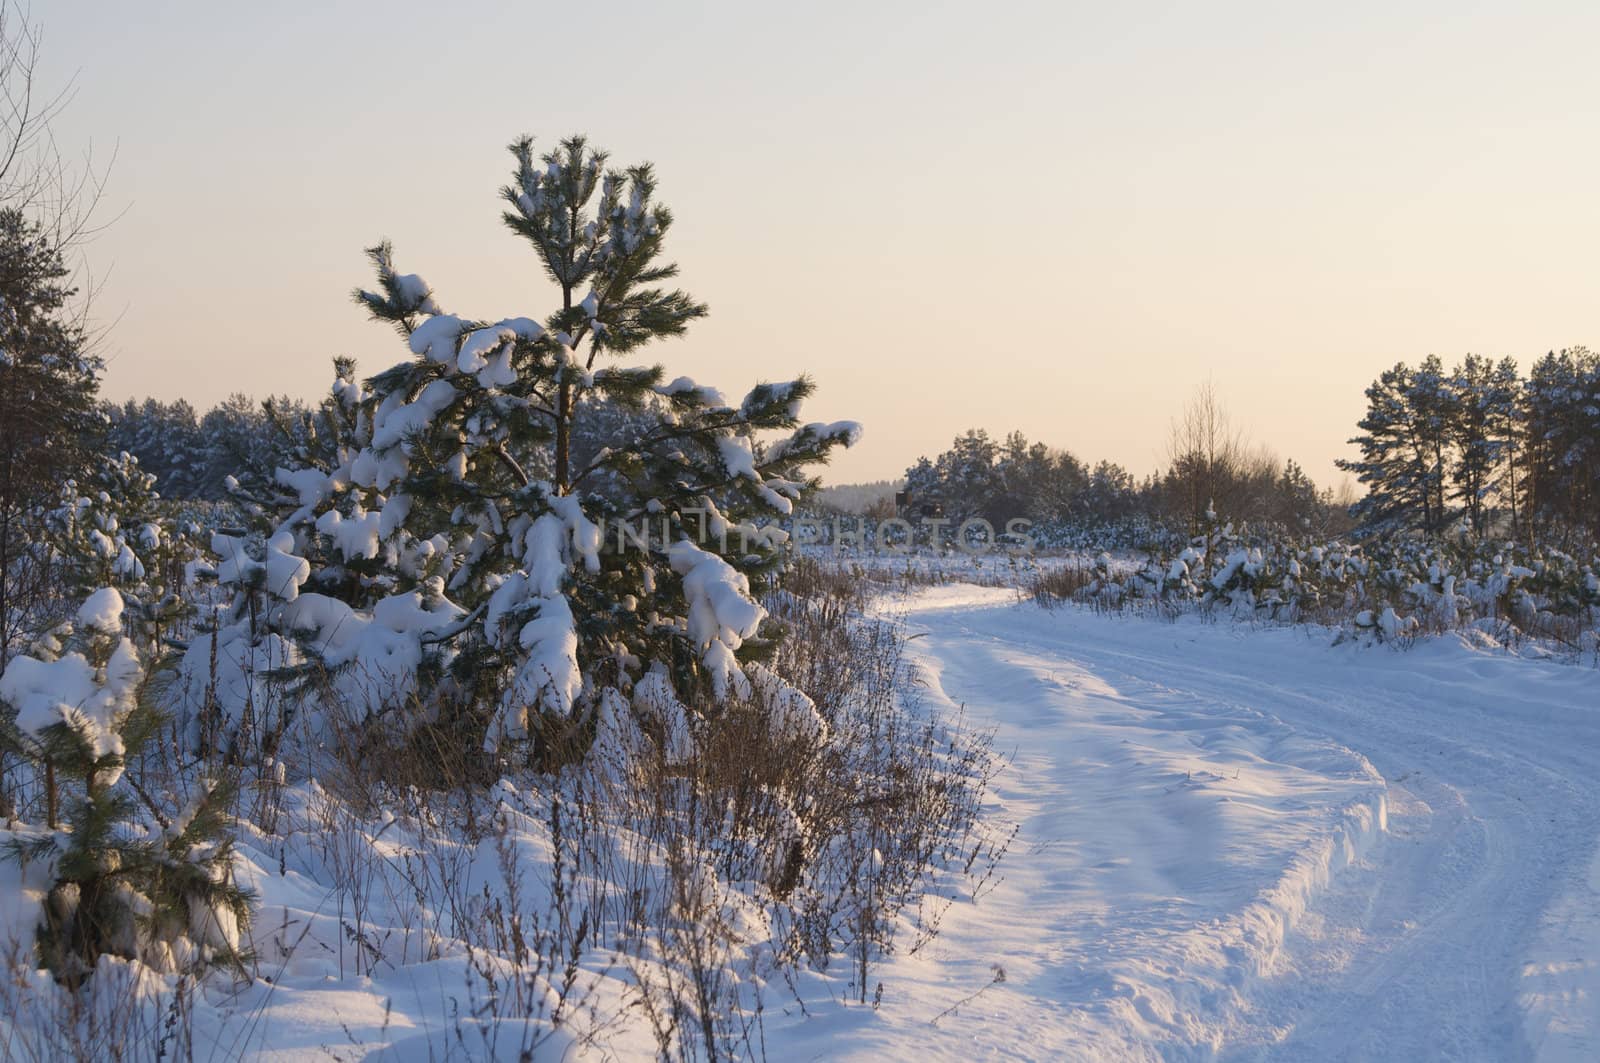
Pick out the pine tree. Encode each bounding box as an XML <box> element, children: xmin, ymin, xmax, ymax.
<box><xmin>1488</xmin><ymin>357</ymin><xmax>1525</xmax><ymax>540</ymax></box>
<box><xmin>1406</xmin><ymin>355</ymin><xmax>1454</xmax><ymax>533</ymax></box>
<box><xmin>0</xmin><ymin>207</ymin><xmax>103</xmax><ymax>670</ymax></box>
<box><xmin>44</xmin><ymin>451</ymin><xmax>199</xmax><ymax>649</ymax></box>
<box><xmin>0</xmin><ymin>589</ymin><xmax>251</xmax><ymax>986</ymax></box>
<box><xmin>198</xmin><ymin>393</ymin><xmax>311</xmax><ymax>502</ymax></box>
<box><xmin>196</xmin><ymin>135</ymin><xmax>858</xmax><ymax>769</ymax></box>
<box><xmin>1523</xmin><ymin>348</ymin><xmax>1600</xmax><ymax>540</ymax></box>
<box><xmin>1080</xmin><ymin>460</ymin><xmax>1138</xmax><ymax>521</ymax></box>
<box><xmin>1522</xmin><ymin>351</ymin><xmax>1564</xmax><ymax>535</ymax></box>
<box><xmin>1274</xmin><ymin>459</ymin><xmax>1321</xmax><ymax>531</ymax></box>
<box><xmin>1340</xmin><ymin>364</ymin><xmax>1416</xmax><ymax>530</ymax></box>
<box><xmin>46</xmin><ymin>452</ymin><xmax>160</xmax><ymax>599</ymax></box>
<box><xmin>1339</xmin><ymin>359</ymin><xmax>1453</xmax><ymax>533</ymax></box>
<box><xmin>901</xmin><ymin>456</ymin><xmax>944</xmax><ymax>520</ymax></box>
<box><xmin>1447</xmin><ymin>354</ymin><xmax>1508</xmax><ymax>535</ymax></box>
<box><xmin>992</xmin><ymin>432</ymin><xmax>1086</xmax><ymax>525</ymax></box>
<box><xmin>931</xmin><ymin>429</ymin><xmax>1000</xmax><ymax>525</ymax></box>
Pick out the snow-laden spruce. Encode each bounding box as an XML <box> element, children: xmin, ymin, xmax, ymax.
<box><xmin>185</xmin><ymin>134</ymin><xmax>857</xmax><ymax>767</ymax></box>
<box><xmin>0</xmin><ymin>589</ymin><xmax>252</xmax><ymax>985</ymax></box>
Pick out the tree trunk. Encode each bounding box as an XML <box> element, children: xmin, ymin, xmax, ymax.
<box><xmin>556</xmin><ymin>261</ymin><xmax>575</xmax><ymax>493</ymax></box>
<box><xmin>555</xmin><ymin>380</ymin><xmax>571</xmax><ymax>493</ymax></box>
<box><xmin>0</xmin><ymin>508</ymin><xmax>10</xmax><ymax>679</ymax></box>
<box><xmin>45</xmin><ymin>757</ymin><xmax>57</xmax><ymax>829</ymax></box>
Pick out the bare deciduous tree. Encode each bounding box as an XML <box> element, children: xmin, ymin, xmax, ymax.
<box><xmin>1</xmin><ymin>1</ymin><xmax>112</xmax><ymax>244</ymax></box>
<box><xmin>1166</xmin><ymin>379</ymin><xmax>1246</xmax><ymax>533</ymax></box>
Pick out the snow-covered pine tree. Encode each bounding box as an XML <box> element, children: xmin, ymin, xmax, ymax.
<box><xmin>191</xmin><ymin>393</ymin><xmax>314</xmax><ymax>503</ymax></box>
<box><xmin>46</xmin><ymin>452</ymin><xmax>159</xmax><ymax>600</ymax></box>
<box><xmin>0</xmin><ymin>589</ymin><xmax>251</xmax><ymax>986</ymax></box>
<box><xmin>944</xmin><ymin>429</ymin><xmax>1001</xmax><ymax>525</ymax></box>
<box><xmin>189</xmin><ymin>134</ymin><xmax>859</xmax><ymax>770</ymax></box>
<box><xmin>43</xmin><ymin>451</ymin><xmax>201</xmax><ymax>652</ymax></box>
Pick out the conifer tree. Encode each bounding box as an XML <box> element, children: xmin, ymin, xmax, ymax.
<box><xmin>44</xmin><ymin>451</ymin><xmax>199</xmax><ymax>649</ymax></box>
<box><xmin>1081</xmin><ymin>460</ymin><xmax>1139</xmax><ymax>521</ymax></box>
<box><xmin>46</xmin><ymin>453</ymin><xmax>159</xmax><ymax>598</ymax></box>
<box><xmin>901</xmin><ymin>457</ymin><xmax>945</xmax><ymax>519</ymax></box>
<box><xmin>1488</xmin><ymin>356</ymin><xmax>1525</xmax><ymax>539</ymax></box>
<box><xmin>1340</xmin><ymin>360</ymin><xmax>1451</xmax><ymax>533</ymax></box>
<box><xmin>1342</xmin><ymin>351</ymin><xmax>1598</xmax><ymax>539</ymax></box>
<box><xmin>1447</xmin><ymin>354</ymin><xmax>1509</xmax><ymax>535</ymax></box>
<box><xmin>1523</xmin><ymin>347</ymin><xmax>1600</xmax><ymax>539</ymax></box>
<box><xmin>197</xmin><ymin>135</ymin><xmax>859</xmax><ymax>767</ymax></box>
<box><xmin>0</xmin><ymin>207</ymin><xmax>102</xmax><ymax>670</ymax></box>
<box><xmin>1274</xmin><ymin>459</ymin><xmax>1321</xmax><ymax>531</ymax></box>
<box><xmin>0</xmin><ymin>589</ymin><xmax>251</xmax><ymax>986</ymax></box>
<box><xmin>932</xmin><ymin>430</ymin><xmax>1001</xmax><ymax>524</ymax></box>
<box><xmin>1405</xmin><ymin>354</ymin><xmax>1454</xmax><ymax>533</ymax></box>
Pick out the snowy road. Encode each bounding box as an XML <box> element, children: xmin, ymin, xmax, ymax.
<box><xmin>786</xmin><ymin>586</ymin><xmax>1600</xmax><ymax>1062</ymax></box>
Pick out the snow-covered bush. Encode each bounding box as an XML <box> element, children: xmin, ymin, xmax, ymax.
<box><xmin>44</xmin><ymin>452</ymin><xmax>205</xmax><ymax>650</ymax></box>
<box><xmin>0</xmin><ymin>589</ymin><xmax>251</xmax><ymax>986</ymax></box>
<box><xmin>1029</xmin><ymin>522</ymin><xmax>1600</xmax><ymax>653</ymax></box>
<box><xmin>451</xmin><ymin>575</ymin><xmax>1006</xmax><ymax>1056</ymax></box>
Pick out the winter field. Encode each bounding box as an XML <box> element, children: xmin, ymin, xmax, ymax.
<box><xmin>6</xmin><ymin>556</ymin><xmax>1599</xmax><ymax>1059</ymax></box>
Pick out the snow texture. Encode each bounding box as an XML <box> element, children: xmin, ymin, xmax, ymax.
<box><xmin>77</xmin><ymin>587</ymin><xmax>125</xmax><ymax>634</ymax></box>
<box><xmin>667</xmin><ymin>539</ymin><xmax>763</xmax><ymax>699</ymax></box>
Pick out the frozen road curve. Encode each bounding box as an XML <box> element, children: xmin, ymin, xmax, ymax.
<box><xmin>800</xmin><ymin>586</ymin><xmax>1600</xmax><ymax>1062</ymax></box>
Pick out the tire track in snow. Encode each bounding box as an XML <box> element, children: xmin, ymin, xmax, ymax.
<box><xmin>801</xmin><ymin>589</ymin><xmax>1390</xmax><ymax>1061</ymax></box>
<box><xmin>948</xmin><ymin>594</ymin><xmax>1600</xmax><ymax>1061</ymax></box>
<box><xmin>817</xmin><ymin>587</ymin><xmax>1600</xmax><ymax>1062</ymax></box>
<box><xmin>1044</xmin><ymin>627</ymin><xmax>1600</xmax><ymax>1061</ymax></box>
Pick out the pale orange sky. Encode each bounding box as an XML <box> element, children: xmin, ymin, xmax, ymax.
<box><xmin>42</xmin><ymin>0</ymin><xmax>1600</xmax><ymax>488</ymax></box>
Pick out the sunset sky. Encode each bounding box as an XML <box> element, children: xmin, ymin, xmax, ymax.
<box><xmin>41</xmin><ymin>0</ymin><xmax>1600</xmax><ymax>488</ymax></box>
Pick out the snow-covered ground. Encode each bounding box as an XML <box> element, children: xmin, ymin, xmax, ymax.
<box><xmin>777</xmin><ymin>585</ymin><xmax>1600</xmax><ymax>1061</ymax></box>
<box><xmin>7</xmin><ymin>582</ymin><xmax>1597</xmax><ymax>1060</ymax></box>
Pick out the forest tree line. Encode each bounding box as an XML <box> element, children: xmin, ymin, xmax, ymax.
<box><xmin>898</xmin><ymin>353</ymin><xmax>1600</xmax><ymax>548</ymax></box>
<box><xmin>102</xmin><ymin>394</ymin><xmax>313</xmax><ymax>501</ymax></box>
<box><xmin>899</xmin><ymin>383</ymin><xmax>1355</xmax><ymax>538</ymax></box>
<box><xmin>99</xmin><ymin>346</ymin><xmax>1600</xmax><ymax>550</ymax></box>
<box><xmin>1339</xmin><ymin>350</ymin><xmax>1599</xmax><ymax>543</ymax></box>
